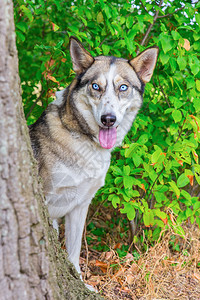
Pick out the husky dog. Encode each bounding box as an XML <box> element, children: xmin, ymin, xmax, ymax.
<box><xmin>29</xmin><ymin>37</ymin><xmax>158</xmax><ymax>283</ymax></box>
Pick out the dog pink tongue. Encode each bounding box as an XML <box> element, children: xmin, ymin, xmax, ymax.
<box><xmin>99</xmin><ymin>127</ymin><xmax>117</xmax><ymax>149</ymax></box>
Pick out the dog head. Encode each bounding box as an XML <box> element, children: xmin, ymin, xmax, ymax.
<box><xmin>69</xmin><ymin>37</ymin><xmax>158</xmax><ymax>149</ymax></box>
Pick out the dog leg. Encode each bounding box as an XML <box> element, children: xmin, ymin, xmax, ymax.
<box><xmin>65</xmin><ymin>203</ymin><xmax>89</xmax><ymax>275</ymax></box>
<box><xmin>52</xmin><ymin>219</ymin><xmax>59</xmax><ymax>233</ymax></box>
<box><xmin>65</xmin><ymin>205</ymin><xmax>97</xmax><ymax>292</ymax></box>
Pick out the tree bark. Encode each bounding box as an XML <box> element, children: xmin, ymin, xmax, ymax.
<box><xmin>0</xmin><ymin>1</ymin><xmax>103</xmax><ymax>299</ymax></box>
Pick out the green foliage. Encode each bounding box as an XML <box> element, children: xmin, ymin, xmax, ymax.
<box><xmin>14</xmin><ymin>0</ymin><xmax>200</xmax><ymax>243</ymax></box>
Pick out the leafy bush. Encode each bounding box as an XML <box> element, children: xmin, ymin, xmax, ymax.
<box><xmin>14</xmin><ymin>0</ymin><xmax>200</xmax><ymax>242</ymax></box>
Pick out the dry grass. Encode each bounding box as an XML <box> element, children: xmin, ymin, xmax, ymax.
<box><xmin>80</xmin><ymin>224</ymin><xmax>200</xmax><ymax>299</ymax></box>
<box><xmin>59</xmin><ymin>204</ymin><xmax>200</xmax><ymax>299</ymax></box>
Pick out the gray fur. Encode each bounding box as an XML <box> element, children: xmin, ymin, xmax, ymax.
<box><xmin>29</xmin><ymin>37</ymin><xmax>158</xmax><ymax>290</ymax></box>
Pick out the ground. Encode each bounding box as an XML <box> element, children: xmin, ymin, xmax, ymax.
<box><xmin>59</xmin><ymin>203</ymin><xmax>200</xmax><ymax>300</ymax></box>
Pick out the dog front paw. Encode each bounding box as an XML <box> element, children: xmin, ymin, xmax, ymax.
<box><xmin>85</xmin><ymin>283</ymin><xmax>98</xmax><ymax>293</ymax></box>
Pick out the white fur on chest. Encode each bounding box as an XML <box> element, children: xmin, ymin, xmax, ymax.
<box><xmin>46</xmin><ymin>139</ymin><xmax>111</xmax><ymax>219</ymax></box>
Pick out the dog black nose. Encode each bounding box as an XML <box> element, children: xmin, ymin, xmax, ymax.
<box><xmin>101</xmin><ymin>114</ymin><xmax>116</xmax><ymax>127</ymax></box>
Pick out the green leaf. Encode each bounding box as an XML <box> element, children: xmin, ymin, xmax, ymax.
<box><xmin>68</xmin><ymin>25</ymin><xmax>79</xmax><ymax>33</ymax></box>
<box><xmin>20</xmin><ymin>5</ymin><xmax>33</xmax><ymax>22</ymax></box>
<box><xmin>52</xmin><ymin>23</ymin><xmax>60</xmax><ymax>31</ymax></box>
<box><xmin>143</xmin><ymin>209</ymin><xmax>154</xmax><ymax>226</ymax></box>
<box><xmin>149</xmin><ymin>170</ymin><xmax>158</xmax><ymax>182</ymax></box>
<box><xmin>120</xmin><ymin>16</ymin><xmax>126</xmax><ymax>25</ymax></box>
<box><xmin>123</xmin><ymin>165</ymin><xmax>130</xmax><ymax>176</ymax></box>
<box><xmin>16</xmin><ymin>22</ymin><xmax>27</xmax><ymax>33</ymax></box>
<box><xmin>55</xmin><ymin>40</ymin><xmax>64</xmax><ymax>49</ymax></box>
<box><xmin>99</xmin><ymin>0</ymin><xmax>105</xmax><ymax>8</ymax></box>
<box><xmin>193</xmin><ymin>32</ymin><xmax>200</xmax><ymax>41</ymax></box>
<box><xmin>132</xmin><ymin>154</ymin><xmax>142</xmax><ymax>167</ymax></box>
<box><xmin>127</xmin><ymin>28</ymin><xmax>137</xmax><ymax>40</ymax></box>
<box><xmin>104</xmin><ymin>5</ymin><xmax>112</xmax><ymax>19</ymax></box>
<box><xmin>126</xmin><ymin>16</ymin><xmax>134</xmax><ymax>29</ymax></box>
<box><xmin>171</xmin><ymin>30</ymin><xmax>181</xmax><ymax>40</ymax></box>
<box><xmin>160</xmin><ymin>35</ymin><xmax>173</xmax><ymax>53</ymax></box>
<box><xmin>125</xmin><ymin>143</ymin><xmax>139</xmax><ymax>158</ymax></box>
<box><xmin>120</xmin><ymin>202</ymin><xmax>135</xmax><ymax>219</ymax></box>
<box><xmin>127</xmin><ymin>207</ymin><xmax>136</xmax><ymax>220</ymax></box>
<box><xmin>191</xmin><ymin>64</ymin><xmax>199</xmax><ymax>76</ymax></box>
<box><xmin>177</xmin><ymin>174</ymin><xmax>190</xmax><ymax>188</ymax></box>
<box><xmin>114</xmin><ymin>40</ymin><xmax>125</xmax><ymax>48</ymax></box>
<box><xmin>160</xmin><ymin>52</ymin><xmax>170</xmax><ymax>64</ymax></box>
<box><xmin>130</xmin><ymin>190</ymin><xmax>140</xmax><ymax>197</ymax></box>
<box><xmin>137</xmin><ymin>134</ymin><xmax>149</xmax><ymax>145</ymax></box>
<box><xmin>154</xmin><ymin>192</ymin><xmax>167</xmax><ymax>203</ymax></box>
<box><xmin>154</xmin><ymin>209</ymin><xmax>167</xmax><ymax>220</ymax></box>
<box><xmin>114</xmin><ymin>177</ymin><xmax>123</xmax><ymax>185</ymax></box>
<box><xmin>111</xmin><ymin>195</ymin><xmax>120</xmax><ymax>208</ymax></box>
<box><xmin>181</xmin><ymin>190</ymin><xmax>191</xmax><ymax>201</ymax></box>
<box><xmin>85</xmin><ymin>9</ymin><xmax>92</xmax><ymax>20</ymax></box>
<box><xmin>190</xmin><ymin>215</ymin><xmax>195</xmax><ymax>224</ymax></box>
<box><xmin>186</xmin><ymin>207</ymin><xmax>193</xmax><ymax>218</ymax></box>
<box><xmin>79</xmin><ymin>16</ymin><xmax>87</xmax><ymax>26</ymax></box>
<box><xmin>97</xmin><ymin>12</ymin><xmax>104</xmax><ymax>23</ymax></box>
<box><xmin>196</xmin><ymin>80</ymin><xmax>200</xmax><ymax>92</ymax></box>
<box><xmin>16</xmin><ymin>31</ymin><xmax>25</xmax><ymax>42</ymax></box>
<box><xmin>177</xmin><ymin>57</ymin><xmax>187</xmax><ymax>71</ymax></box>
<box><xmin>173</xmin><ymin>225</ymin><xmax>185</xmax><ymax>238</ymax></box>
<box><xmin>102</xmin><ymin>44</ymin><xmax>110</xmax><ymax>55</ymax></box>
<box><xmin>151</xmin><ymin>149</ymin><xmax>162</xmax><ymax>164</ymax></box>
<box><xmin>123</xmin><ymin>175</ymin><xmax>136</xmax><ymax>189</ymax></box>
<box><xmin>195</xmin><ymin>13</ymin><xmax>200</xmax><ymax>25</ymax></box>
<box><xmin>165</xmin><ymin>108</ymin><xmax>174</xmax><ymax>114</ymax></box>
<box><xmin>172</xmin><ymin>110</ymin><xmax>182</xmax><ymax>123</ymax></box>
<box><xmin>193</xmin><ymin>201</ymin><xmax>200</xmax><ymax>211</ymax></box>
<box><xmin>194</xmin><ymin>171</ymin><xmax>200</xmax><ymax>186</ymax></box>
<box><xmin>144</xmin><ymin>14</ymin><xmax>154</xmax><ymax>24</ymax></box>
<box><xmin>111</xmin><ymin>166</ymin><xmax>123</xmax><ymax>176</ymax></box>
<box><xmin>186</xmin><ymin>77</ymin><xmax>195</xmax><ymax>89</ymax></box>
<box><xmin>174</xmin><ymin>99</ymin><xmax>183</xmax><ymax>109</ymax></box>
<box><xmin>177</xmin><ymin>25</ymin><xmax>195</xmax><ymax>32</ymax></box>
<box><xmin>169</xmin><ymin>181</ymin><xmax>180</xmax><ymax>198</ymax></box>
<box><xmin>169</xmin><ymin>57</ymin><xmax>177</xmax><ymax>73</ymax></box>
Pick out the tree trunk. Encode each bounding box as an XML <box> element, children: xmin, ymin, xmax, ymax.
<box><xmin>0</xmin><ymin>1</ymin><xmax>102</xmax><ymax>299</ymax></box>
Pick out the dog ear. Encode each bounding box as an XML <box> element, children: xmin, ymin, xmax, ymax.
<box><xmin>129</xmin><ymin>47</ymin><xmax>159</xmax><ymax>83</ymax></box>
<box><xmin>70</xmin><ymin>37</ymin><xmax>94</xmax><ymax>74</ymax></box>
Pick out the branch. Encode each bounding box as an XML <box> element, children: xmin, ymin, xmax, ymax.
<box><xmin>157</xmin><ymin>6</ymin><xmax>184</xmax><ymax>19</ymax></box>
<box><xmin>146</xmin><ymin>167</ymin><xmax>165</xmax><ymax>204</ymax></box>
<box><xmin>139</xmin><ymin>0</ymin><xmax>149</xmax><ymax>14</ymax></box>
<box><xmin>137</xmin><ymin>0</ymin><xmax>164</xmax><ymax>54</ymax></box>
<box><xmin>174</xmin><ymin>117</ymin><xmax>187</xmax><ymax>145</ymax></box>
<box><xmin>25</xmin><ymin>89</ymin><xmax>46</xmax><ymax>119</ymax></box>
<box><xmin>83</xmin><ymin>223</ymin><xmax>89</xmax><ymax>281</ymax></box>
<box><xmin>129</xmin><ymin>210</ymin><xmax>139</xmax><ymax>240</ymax></box>
<box><xmin>157</xmin><ymin>75</ymin><xmax>171</xmax><ymax>108</ymax></box>
<box><xmin>99</xmin><ymin>35</ymin><xmax>110</xmax><ymax>47</ymax></box>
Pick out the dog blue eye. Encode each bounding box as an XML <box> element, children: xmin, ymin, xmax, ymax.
<box><xmin>120</xmin><ymin>84</ymin><xmax>128</xmax><ymax>91</ymax></box>
<box><xmin>92</xmin><ymin>83</ymin><xmax>100</xmax><ymax>90</ymax></box>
